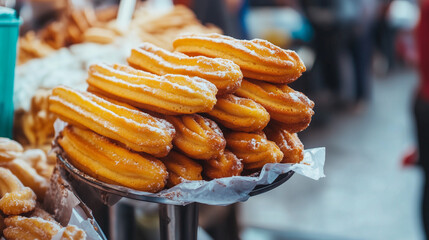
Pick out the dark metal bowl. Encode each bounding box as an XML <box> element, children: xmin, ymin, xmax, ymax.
<box><xmin>57</xmin><ymin>154</ymin><xmax>294</xmax><ymax>205</ymax></box>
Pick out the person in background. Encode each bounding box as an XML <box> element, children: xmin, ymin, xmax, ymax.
<box><xmin>414</xmin><ymin>0</ymin><xmax>429</xmax><ymax>237</ymax></box>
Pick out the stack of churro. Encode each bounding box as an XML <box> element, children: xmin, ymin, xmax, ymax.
<box><xmin>0</xmin><ymin>138</ymin><xmax>85</xmax><ymax>239</ymax></box>
<box><xmin>50</xmin><ymin>33</ymin><xmax>313</xmax><ymax>192</ymax></box>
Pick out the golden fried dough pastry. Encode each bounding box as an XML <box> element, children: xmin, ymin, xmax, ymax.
<box><xmin>225</xmin><ymin>132</ymin><xmax>283</xmax><ymax>170</ymax></box>
<box><xmin>19</xmin><ymin>88</ymin><xmax>56</xmax><ymax>147</ymax></box>
<box><xmin>127</xmin><ymin>42</ymin><xmax>243</xmax><ymax>95</ymax></box>
<box><xmin>86</xmin><ymin>63</ymin><xmax>218</xmax><ymax>115</ymax></box>
<box><xmin>62</xmin><ymin>225</ymin><xmax>87</xmax><ymax>240</ymax></box>
<box><xmin>4</xmin><ymin>216</ymin><xmax>60</xmax><ymax>240</ymax></box>
<box><xmin>7</xmin><ymin>159</ymin><xmax>49</xmax><ymax>200</ymax></box>
<box><xmin>49</xmin><ymin>86</ymin><xmax>175</xmax><ymax>157</ymax></box>
<box><xmin>203</xmin><ymin>150</ymin><xmax>243</xmax><ymax>179</ymax></box>
<box><xmin>0</xmin><ymin>138</ymin><xmax>23</xmax><ymax>162</ymax></box>
<box><xmin>58</xmin><ymin>126</ymin><xmax>168</xmax><ymax>192</ymax></box>
<box><xmin>161</xmin><ymin>151</ymin><xmax>203</xmax><ymax>187</ymax></box>
<box><xmin>207</xmin><ymin>94</ymin><xmax>270</xmax><ymax>132</ymax></box>
<box><xmin>265</xmin><ymin>124</ymin><xmax>304</xmax><ymax>164</ymax></box>
<box><xmin>30</xmin><ymin>207</ymin><xmax>56</xmax><ymax>222</ymax></box>
<box><xmin>173</xmin><ymin>33</ymin><xmax>306</xmax><ymax>83</ymax></box>
<box><xmin>165</xmin><ymin>114</ymin><xmax>226</xmax><ymax>160</ymax></box>
<box><xmin>20</xmin><ymin>149</ymin><xmax>53</xmax><ymax>179</ymax></box>
<box><xmin>0</xmin><ymin>168</ymin><xmax>36</xmax><ymax>215</ymax></box>
<box><xmin>3</xmin><ymin>216</ymin><xmax>86</xmax><ymax>240</ymax></box>
<box><xmin>235</xmin><ymin>80</ymin><xmax>314</xmax><ymax>133</ymax></box>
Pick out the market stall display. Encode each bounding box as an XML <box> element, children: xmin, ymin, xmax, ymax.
<box><xmin>6</xmin><ymin>3</ymin><xmax>326</xmax><ymax>240</ymax></box>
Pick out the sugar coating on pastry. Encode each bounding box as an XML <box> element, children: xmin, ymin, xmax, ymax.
<box><xmin>0</xmin><ymin>138</ymin><xmax>23</xmax><ymax>162</ymax></box>
<box><xmin>165</xmin><ymin>114</ymin><xmax>226</xmax><ymax>160</ymax></box>
<box><xmin>207</xmin><ymin>94</ymin><xmax>270</xmax><ymax>132</ymax></box>
<box><xmin>173</xmin><ymin>33</ymin><xmax>305</xmax><ymax>83</ymax></box>
<box><xmin>58</xmin><ymin>126</ymin><xmax>168</xmax><ymax>192</ymax></box>
<box><xmin>161</xmin><ymin>150</ymin><xmax>203</xmax><ymax>187</ymax></box>
<box><xmin>265</xmin><ymin>123</ymin><xmax>304</xmax><ymax>164</ymax></box>
<box><xmin>86</xmin><ymin>63</ymin><xmax>218</xmax><ymax>115</ymax></box>
<box><xmin>7</xmin><ymin>159</ymin><xmax>49</xmax><ymax>200</ymax></box>
<box><xmin>225</xmin><ymin>132</ymin><xmax>283</xmax><ymax>170</ymax></box>
<box><xmin>204</xmin><ymin>150</ymin><xmax>243</xmax><ymax>179</ymax></box>
<box><xmin>3</xmin><ymin>216</ymin><xmax>87</xmax><ymax>240</ymax></box>
<box><xmin>4</xmin><ymin>216</ymin><xmax>61</xmax><ymax>240</ymax></box>
<box><xmin>0</xmin><ymin>168</ymin><xmax>36</xmax><ymax>215</ymax></box>
<box><xmin>128</xmin><ymin>42</ymin><xmax>243</xmax><ymax>95</ymax></box>
<box><xmin>49</xmin><ymin>85</ymin><xmax>176</xmax><ymax>157</ymax></box>
<box><xmin>235</xmin><ymin>80</ymin><xmax>314</xmax><ymax>133</ymax></box>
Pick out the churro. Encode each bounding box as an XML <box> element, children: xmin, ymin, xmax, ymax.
<box><xmin>173</xmin><ymin>33</ymin><xmax>305</xmax><ymax>83</ymax></box>
<box><xmin>225</xmin><ymin>132</ymin><xmax>283</xmax><ymax>170</ymax></box>
<box><xmin>207</xmin><ymin>94</ymin><xmax>269</xmax><ymax>132</ymax></box>
<box><xmin>165</xmin><ymin>114</ymin><xmax>226</xmax><ymax>160</ymax></box>
<box><xmin>161</xmin><ymin>151</ymin><xmax>203</xmax><ymax>187</ymax></box>
<box><xmin>58</xmin><ymin>126</ymin><xmax>168</xmax><ymax>192</ymax></box>
<box><xmin>49</xmin><ymin>86</ymin><xmax>175</xmax><ymax>157</ymax></box>
<box><xmin>128</xmin><ymin>42</ymin><xmax>242</xmax><ymax>95</ymax></box>
<box><xmin>235</xmin><ymin>80</ymin><xmax>314</xmax><ymax>133</ymax></box>
<box><xmin>87</xmin><ymin>63</ymin><xmax>217</xmax><ymax>115</ymax></box>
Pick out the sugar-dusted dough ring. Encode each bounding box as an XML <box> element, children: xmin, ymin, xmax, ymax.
<box><xmin>235</xmin><ymin>79</ymin><xmax>314</xmax><ymax>133</ymax></box>
<box><xmin>203</xmin><ymin>150</ymin><xmax>243</xmax><ymax>179</ymax></box>
<box><xmin>173</xmin><ymin>33</ymin><xmax>306</xmax><ymax>84</ymax></box>
<box><xmin>207</xmin><ymin>94</ymin><xmax>269</xmax><ymax>132</ymax></box>
<box><xmin>58</xmin><ymin>126</ymin><xmax>168</xmax><ymax>192</ymax></box>
<box><xmin>0</xmin><ymin>138</ymin><xmax>23</xmax><ymax>162</ymax></box>
<box><xmin>265</xmin><ymin>123</ymin><xmax>304</xmax><ymax>164</ymax></box>
<box><xmin>161</xmin><ymin>151</ymin><xmax>203</xmax><ymax>187</ymax></box>
<box><xmin>128</xmin><ymin>42</ymin><xmax>243</xmax><ymax>95</ymax></box>
<box><xmin>165</xmin><ymin>114</ymin><xmax>226</xmax><ymax>160</ymax></box>
<box><xmin>225</xmin><ymin>132</ymin><xmax>283</xmax><ymax>171</ymax></box>
<box><xmin>49</xmin><ymin>86</ymin><xmax>175</xmax><ymax>157</ymax></box>
<box><xmin>86</xmin><ymin>63</ymin><xmax>218</xmax><ymax>115</ymax></box>
<box><xmin>0</xmin><ymin>167</ymin><xmax>36</xmax><ymax>215</ymax></box>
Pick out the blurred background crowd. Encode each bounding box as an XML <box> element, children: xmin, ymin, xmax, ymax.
<box><xmin>3</xmin><ymin>0</ymin><xmax>429</xmax><ymax>239</ymax></box>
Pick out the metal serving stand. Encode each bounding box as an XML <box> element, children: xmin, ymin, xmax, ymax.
<box><xmin>57</xmin><ymin>155</ymin><xmax>294</xmax><ymax>240</ymax></box>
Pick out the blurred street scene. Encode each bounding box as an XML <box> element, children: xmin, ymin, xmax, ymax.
<box><xmin>5</xmin><ymin>0</ymin><xmax>427</xmax><ymax>239</ymax></box>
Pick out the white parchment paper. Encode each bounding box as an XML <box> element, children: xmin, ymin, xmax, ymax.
<box><xmin>151</xmin><ymin>147</ymin><xmax>325</xmax><ymax>205</ymax></box>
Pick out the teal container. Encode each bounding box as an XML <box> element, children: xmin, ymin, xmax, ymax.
<box><xmin>0</xmin><ymin>7</ymin><xmax>21</xmax><ymax>138</ymax></box>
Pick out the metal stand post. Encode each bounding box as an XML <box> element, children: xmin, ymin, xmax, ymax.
<box><xmin>159</xmin><ymin>203</ymin><xmax>199</xmax><ymax>240</ymax></box>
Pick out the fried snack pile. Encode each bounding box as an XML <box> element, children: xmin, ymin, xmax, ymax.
<box><xmin>18</xmin><ymin>4</ymin><xmax>220</xmax><ymax>65</ymax></box>
<box><xmin>14</xmin><ymin>89</ymin><xmax>57</xmax><ymax>150</ymax></box>
<box><xmin>0</xmin><ymin>138</ymin><xmax>85</xmax><ymax>239</ymax></box>
<box><xmin>50</xmin><ymin>33</ymin><xmax>313</xmax><ymax>192</ymax></box>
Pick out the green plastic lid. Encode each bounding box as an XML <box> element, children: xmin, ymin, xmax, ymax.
<box><xmin>0</xmin><ymin>7</ymin><xmax>21</xmax><ymax>26</ymax></box>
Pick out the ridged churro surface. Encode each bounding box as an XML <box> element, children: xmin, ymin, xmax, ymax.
<box><xmin>265</xmin><ymin>123</ymin><xmax>304</xmax><ymax>164</ymax></box>
<box><xmin>49</xmin><ymin>86</ymin><xmax>175</xmax><ymax>157</ymax></box>
<box><xmin>165</xmin><ymin>114</ymin><xmax>226</xmax><ymax>160</ymax></box>
<box><xmin>173</xmin><ymin>33</ymin><xmax>305</xmax><ymax>83</ymax></box>
<box><xmin>225</xmin><ymin>132</ymin><xmax>283</xmax><ymax>170</ymax></box>
<box><xmin>235</xmin><ymin>80</ymin><xmax>314</xmax><ymax>133</ymax></box>
<box><xmin>128</xmin><ymin>42</ymin><xmax>242</xmax><ymax>95</ymax></box>
<box><xmin>204</xmin><ymin>150</ymin><xmax>243</xmax><ymax>179</ymax></box>
<box><xmin>87</xmin><ymin>63</ymin><xmax>218</xmax><ymax>115</ymax></box>
<box><xmin>58</xmin><ymin>126</ymin><xmax>168</xmax><ymax>192</ymax></box>
<box><xmin>161</xmin><ymin>151</ymin><xmax>203</xmax><ymax>187</ymax></box>
<box><xmin>207</xmin><ymin>94</ymin><xmax>269</xmax><ymax>132</ymax></box>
